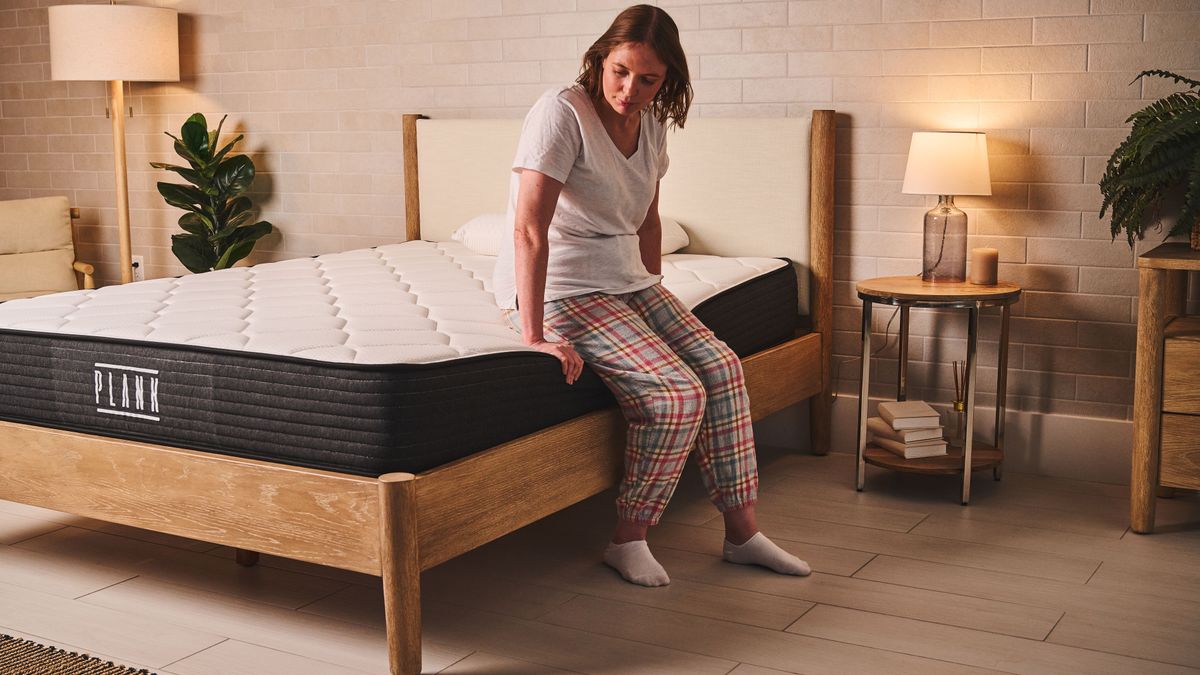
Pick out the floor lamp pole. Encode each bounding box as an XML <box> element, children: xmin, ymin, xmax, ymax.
<box><xmin>108</xmin><ymin>79</ymin><xmax>133</xmax><ymax>284</ymax></box>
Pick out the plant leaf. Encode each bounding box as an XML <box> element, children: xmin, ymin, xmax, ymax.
<box><xmin>214</xmin><ymin>237</ymin><xmax>258</xmax><ymax>270</ymax></box>
<box><xmin>225</xmin><ymin>208</ymin><xmax>255</xmax><ymax>231</ymax></box>
<box><xmin>220</xmin><ymin>196</ymin><xmax>253</xmax><ymax>221</ymax></box>
<box><xmin>1169</xmin><ymin>152</ymin><xmax>1200</xmax><ymax>239</ymax></box>
<box><xmin>178</xmin><ymin>212</ymin><xmax>212</xmax><ymax>236</ymax></box>
<box><xmin>214</xmin><ymin>155</ymin><xmax>255</xmax><ymax>195</ymax></box>
<box><xmin>211</xmin><ymin>137</ymin><xmax>244</xmax><ymax>166</ymax></box>
<box><xmin>1135</xmin><ymin>69</ymin><xmax>1200</xmax><ymax>90</ymax></box>
<box><xmin>216</xmin><ymin>219</ymin><xmax>272</xmax><ymax>243</ymax></box>
<box><xmin>171</xmin><ymin>232</ymin><xmax>217</xmax><ymax>273</ymax></box>
<box><xmin>157</xmin><ymin>182</ymin><xmax>207</xmax><ymax>212</ymax></box>
<box><xmin>1125</xmin><ymin>91</ymin><xmax>1198</xmax><ymax>128</ymax></box>
<box><xmin>182</xmin><ymin>117</ymin><xmax>211</xmax><ymax>161</ymax></box>
<box><xmin>1136</xmin><ymin>113</ymin><xmax>1200</xmax><ymax>157</ymax></box>
<box><xmin>208</xmin><ymin>114</ymin><xmax>228</xmax><ymax>157</ymax></box>
<box><xmin>166</xmin><ymin>137</ymin><xmax>204</xmax><ymax>170</ymax></box>
<box><xmin>151</xmin><ymin>162</ymin><xmax>206</xmax><ymax>188</ymax></box>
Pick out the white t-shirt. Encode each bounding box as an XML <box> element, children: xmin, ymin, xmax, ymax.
<box><xmin>492</xmin><ymin>84</ymin><xmax>670</xmax><ymax>310</ymax></box>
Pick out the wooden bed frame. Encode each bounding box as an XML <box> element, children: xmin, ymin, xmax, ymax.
<box><xmin>0</xmin><ymin>110</ymin><xmax>835</xmax><ymax>675</ymax></box>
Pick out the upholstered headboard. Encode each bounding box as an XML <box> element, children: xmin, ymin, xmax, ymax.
<box><xmin>403</xmin><ymin>112</ymin><xmax>834</xmax><ymax>317</ymax></box>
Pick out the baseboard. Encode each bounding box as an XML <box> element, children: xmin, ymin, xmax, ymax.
<box><xmin>753</xmin><ymin>397</ymin><xmax>1133</xmax><ymax>486</ymax></box>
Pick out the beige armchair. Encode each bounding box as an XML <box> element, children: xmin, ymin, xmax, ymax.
<box><xmin>0</xmin><ymin>196</ymin><xmax>94</xmax><ymax>301</ymax></box>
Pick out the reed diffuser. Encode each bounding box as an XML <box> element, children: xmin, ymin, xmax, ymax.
<box><xmin>949</xmin><ymin>360</ymin><xmax>966</xmax><ymax>446</ymax></box>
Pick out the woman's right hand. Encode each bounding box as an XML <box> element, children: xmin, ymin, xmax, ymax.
<box><xmin>528</xmin><ymin>338</ymin><xmax>584</xmax><ymax>385</ymax></box>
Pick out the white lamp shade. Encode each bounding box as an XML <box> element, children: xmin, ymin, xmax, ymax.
<box><xmin>901</xmin><ymin>131</ymin><xmax>991</xmax><ymax>196</ymax></box>
<box><xmin>49</xmin><ymin>5</ymin><xmax>179</xmax><ymax>82</ymax></box>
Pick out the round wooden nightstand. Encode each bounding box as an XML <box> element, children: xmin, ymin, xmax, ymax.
<box><xmin>854</xmin><ymin>276</ymin><xmax>1022</xmax><ymax>505</ymax></box>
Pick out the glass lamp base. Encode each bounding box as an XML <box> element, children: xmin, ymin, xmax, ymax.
<box><xmin>921</xmin><ymin>195</ymin><xmax>967</xmax><ymax>282</ymax></box>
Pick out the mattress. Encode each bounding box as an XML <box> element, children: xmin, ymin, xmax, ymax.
<box><xmin>0</xmin><ymin>241</ymin><xmax>800</xmax><ymax>475</ymax></box>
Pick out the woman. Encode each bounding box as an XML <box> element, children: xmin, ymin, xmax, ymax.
<box><xmin>493</xmin><ymin>4</ymin><xmax>809</xmax><ymax>587</ymax></box>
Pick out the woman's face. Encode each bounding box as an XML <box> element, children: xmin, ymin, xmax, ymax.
<box><xmin>599</xmin><ymin>42</ymin><xmax>667</xmax><ymax>119</ymax></box>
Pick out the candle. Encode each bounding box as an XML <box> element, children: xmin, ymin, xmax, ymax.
<box><xmin>970</xmin><ymin>247</ymin><xmax>998</xmax><ymax>285</ymax></box>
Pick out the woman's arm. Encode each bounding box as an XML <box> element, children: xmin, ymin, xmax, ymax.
<box><xmin>513</xmin><ymin>168</ymin><xmax>584</xmax><ymax>384</ymax></box>
<box><xmin>637</xmin><ymin>181</ymin><xmax>663</xmax><ymax>275</ymax></box>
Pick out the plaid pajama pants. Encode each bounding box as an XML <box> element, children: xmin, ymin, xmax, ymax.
<box><xmin>508</xmin><ymin>283</ymin><xmax>758</xmax><ymax>525</ymax></box>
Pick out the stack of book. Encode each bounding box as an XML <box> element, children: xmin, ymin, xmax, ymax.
<box><xmin>869</xmin><ymin>400</ymin><xmax>947</xmax><ymax>459</ymax></box>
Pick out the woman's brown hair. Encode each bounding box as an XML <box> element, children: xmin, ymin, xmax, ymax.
<box><xmin>577</xmin><ymin>4</ymin><xmax>693</xmax><ymax>129</ymax></box>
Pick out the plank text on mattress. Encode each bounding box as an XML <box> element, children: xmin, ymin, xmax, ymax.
<box><xmin>94</xmin><ymin>363</ymin><xmax>160</xmax><ymax>422</ymax></box>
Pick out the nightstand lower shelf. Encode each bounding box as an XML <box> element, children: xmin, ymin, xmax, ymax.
<box><xmin>864</xmin><ymin>443</ymin><xmax>1003</xmax><ymax>475</ymax></box>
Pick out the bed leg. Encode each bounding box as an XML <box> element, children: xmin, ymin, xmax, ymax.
<box><xmin>379</xmin><ymin>472</ymin><xmax>421</xmax><ymax>675</ymax></box>
<box><xmin>809</xmin><ymin>394</ymin><xmax>831</xmax><ymax>456</ymax></box>
<box><xmin>234</xmin><ymin>549</ymin><xmax>259</xmax><ymax>567</ymax></box>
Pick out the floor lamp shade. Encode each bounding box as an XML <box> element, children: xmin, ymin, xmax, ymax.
<box><xmin>48</xmin><ymin>5</ymin><xmax>179</xmax><ymax>286</ymax></box>
<box><xmin>901</xmin><ymin>131</ymin><xmax>991</xmax><ymax>282</ymax></box>
<box><xmin>48</xmin><ymin>5</ymin><xmax>179</xmax><ymax>82</ymax></box>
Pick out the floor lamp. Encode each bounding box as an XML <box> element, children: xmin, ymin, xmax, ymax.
<box><xmin>49</xmin><ymin>4</ymin><xmax>179</xmax><ymax>284</ymax></box>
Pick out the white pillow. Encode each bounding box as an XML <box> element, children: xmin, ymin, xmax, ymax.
<box><xmin>451</xmin><ymin>213</ymin><xmax>690</xmax><ymax>256</ymax></box>
<box><xmin>451</xmin><ymin>213</ymin><xmax>507</xmax><ymax>256</ymax></box>
<box><xmin>660</xmin><ymin>216</ymin><xmax>690</xmax><ymax>254</ymax></box>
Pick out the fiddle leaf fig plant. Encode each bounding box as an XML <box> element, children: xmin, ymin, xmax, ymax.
<box><xmin>1099</xmin><ymin>70</ymin><xmax>1200</xmax><ymax>249</ymax></box>
<box><xmin>152</xmin><ymin>113</ymin><xmax>274</xmax><ymax>273</ymax></box>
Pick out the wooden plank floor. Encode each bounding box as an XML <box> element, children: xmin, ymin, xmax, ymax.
<box><xmin>1</xmin><ymin>445</ymin><xmax>1198</xmax><ymax>674</ymax></box>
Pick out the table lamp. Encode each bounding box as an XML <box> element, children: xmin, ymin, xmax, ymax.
<box><xmin>49</xmin><ymin>4</ymin><xmax>180</xmax><ymax>284</ymax></box>
<box><xmin>901</xmin><ymin>131</ymin><xmax>991</xmax><ymax>283</ymax></box>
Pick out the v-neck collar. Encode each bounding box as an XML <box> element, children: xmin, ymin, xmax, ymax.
<box><xmin>586</xmin><ymin>92</ymin><xmax>643</xmax><ymax>161</ymax></box>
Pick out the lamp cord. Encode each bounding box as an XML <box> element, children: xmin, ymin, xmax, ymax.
<box><xmin>920</xmin><ymin>217</ymin><xmax>949</xmax><ymax>279</ymax></box>
<box><xmin>831</xmin><ymin>306</ymin><xmax>901</xmax><ymax>399</ymax></box>
<box><xmin>920</xmin><ymin>196</ymin><xmax>952</xmax><ymax>279</ymax></box>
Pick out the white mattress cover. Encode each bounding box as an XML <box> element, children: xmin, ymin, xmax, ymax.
<box><xmin>0</xmin><ymin>241</ymin><xmax>788</xmax><ymax>365</ymax></box>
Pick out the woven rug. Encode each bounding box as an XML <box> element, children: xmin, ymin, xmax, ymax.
<box><xmin>0</xmin><ymin>634</ymin><xmax>156</xmax><ymax>674</ymax></box>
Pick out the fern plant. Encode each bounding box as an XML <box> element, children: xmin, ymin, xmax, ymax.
<box><xmin>1100</xmin><ymin>70</ymin><xmax>1200</xmax><ymax>249</ymax></box>
<box><xmin>152</xmin><ymin>113</ymin><xmax>274</xmax><ymax>273</ymax></box>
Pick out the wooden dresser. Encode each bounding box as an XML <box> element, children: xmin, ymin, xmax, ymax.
<box><xmin>1131</xmin><ymin>243</ymin><xmax>1200</xmax><ymax>533</ymax></box>
<box><xmin>1161</xmin><ymin>317</ymin><xmax>1200</xmax><ymax>489</ymax></box>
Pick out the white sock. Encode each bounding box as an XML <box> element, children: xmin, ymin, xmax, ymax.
<box><xmin>603</xmin><ymin>540</ymin><xmax>670</xmax><ymax>587</ymax></box>
<box><xmin>723</xmin><ymin>532</ymin><xmax>811</xmax><ymax>576</ymax></box>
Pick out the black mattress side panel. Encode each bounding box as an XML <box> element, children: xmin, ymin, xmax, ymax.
<box><xmin>0</xmin><ymin>263</ymin><xmax>801</xmax><ymax>476</ymax></box>
<box><xmin>0</xmin><ymin>333</ymin><xmax>612</xmax><ymax>475</ymax></box>
<box><xmin>691</xmin><ymin>264</ymin><xmax>799</xmax><ymax>356</ymax></box>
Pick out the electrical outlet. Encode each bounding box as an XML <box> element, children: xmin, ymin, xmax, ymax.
<box><xmin>131</xmin><ymin>255</ymin><xmax>145</xmax><ymax>282</ymax></box>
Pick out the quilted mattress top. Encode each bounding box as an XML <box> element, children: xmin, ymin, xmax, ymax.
<box><xmin>0</xmin><ymin>241</ymin><xmax>788</xmax><ymax>365</ymax></box>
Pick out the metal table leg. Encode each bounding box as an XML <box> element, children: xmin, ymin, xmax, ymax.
<box><xmin>994</xmin><ymin>303</ymin><xmax>1011</xmax><ymax>481</ymax></box>
<box><xmin>897</xmin><ymin>305</ymin><xmax>909</xmax><ymax>401</ymax></box>
<box><xmin>856</xmin><ymin>300</ymin><xmax>873</xmax><ymax>492</ymax></box>
<box><xmin>962</xmin><ymin>303</ymin><xmax>979</xmax><ymax>505</ymax></box>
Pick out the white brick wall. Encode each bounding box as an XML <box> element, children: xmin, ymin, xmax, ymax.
<box><xmin>2</xmin><ymin>0</ymin><xmax>1199</xmax><ymax>423</ymax></box>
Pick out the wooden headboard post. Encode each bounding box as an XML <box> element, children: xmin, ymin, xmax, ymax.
<box><xmin>808</xmin><ymin>110</ymin><xmax>836</xmax><ymax>456</ymax></box>
<box><xmin>402</xmin><ymin>113</ymin><xmax>425</xmax><ymax>242</ymax></box>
